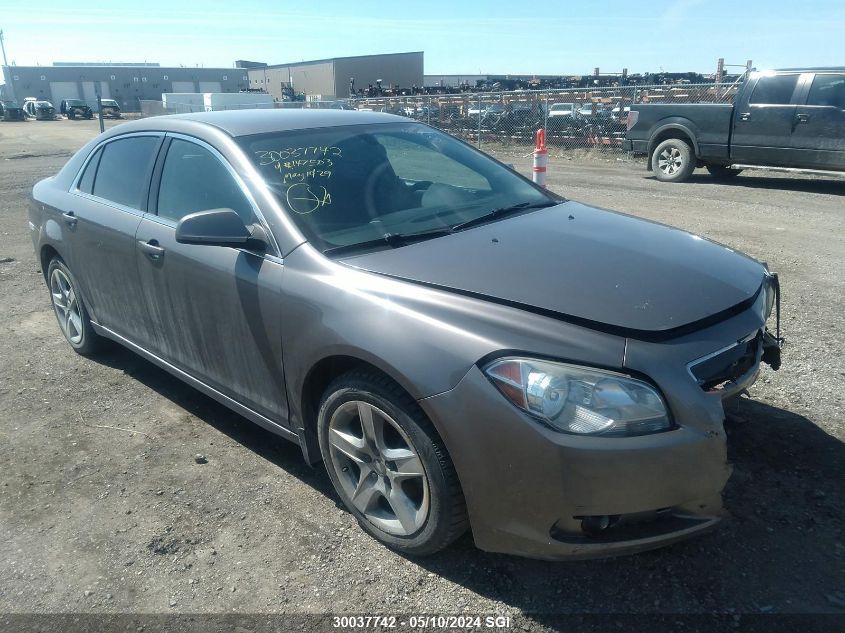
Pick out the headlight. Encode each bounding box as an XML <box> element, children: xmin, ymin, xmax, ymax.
<box><xmin>484</xmin><ymin>358</ymin><xmax>671</xmax><ymax>436</ymax></box>
<box><xmin>762</xmin><ymin>274</ymin><xmax>776</xmax><ymax>322</ymax></box>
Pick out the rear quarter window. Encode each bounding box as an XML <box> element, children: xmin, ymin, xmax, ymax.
<box><xmin>77</xmin><ymin>148</ymin><xmax>101</xmax><ymax>194</ymax></box>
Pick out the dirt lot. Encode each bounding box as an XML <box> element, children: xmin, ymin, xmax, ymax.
<box><xmin>0</xmin><ymin>119</ymin><xmax>843</xmax><ymax>626</ymax></box>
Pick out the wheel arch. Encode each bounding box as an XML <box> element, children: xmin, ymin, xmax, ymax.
<box><xmin>647</xmin><ymin>123</ymin><xmax>700</xmax><ymax>169</ymax></box>
<box><xmin>39</xmin><ymin>243</ymin><xmax>62</xmax><ymax>280</ymax></box>
<box><xmin>297</xmin><ymin>354</ymin><xmax>435</xmax><ymax>466</ymax></box>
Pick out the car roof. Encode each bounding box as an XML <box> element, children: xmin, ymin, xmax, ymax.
<box><xmin>774</xmin><ymin>67</ymin><xmax>845</xmax><ymax>72</ymax></box>
<box><xmin>164</xmin><ymin>108</ymin><xmax>409</xmax><ymax>137</ymax></box>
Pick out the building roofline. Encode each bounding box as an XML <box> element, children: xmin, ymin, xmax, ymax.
<box><xmin>8</xmin><ymin>65</ymin><xmax>236</xmax><ymax>71</ymax></box>
<box><xmin>260</xmin><ymin>51</ymin><xmax>424</xmax><ymax>70</ymax></box>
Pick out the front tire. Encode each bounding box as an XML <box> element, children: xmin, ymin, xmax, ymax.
<box><xmin>318</xmin><ymin>369</ymin><xmax>468</xmax><ymax>556</ymax></box>
<box><xmin>651</xmin><ymin>138</ymin><xmax>695</xmax><ymax>182</ymax></box>
<box><xmin>47</xmin><ymin>257</ymin><xmax>105</xmax><ymax>356</ymax></box>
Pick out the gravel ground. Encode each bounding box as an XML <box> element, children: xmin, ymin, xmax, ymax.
<box><xmin>0</xmin><ymin>120</ymin><xmax>843</xmax><ymax>628</ymax></box>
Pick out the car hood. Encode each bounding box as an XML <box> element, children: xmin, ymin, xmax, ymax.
<box><xmin>339</xmin><ymin>201</ymin><xmax>765</xmax><ymax>337</ymax></box>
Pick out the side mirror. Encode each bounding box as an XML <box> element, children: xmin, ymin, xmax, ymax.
<box><xmin>175</xmin><ymin>208</ymin><xmax>251</xmax><ymax>246</ymax></box>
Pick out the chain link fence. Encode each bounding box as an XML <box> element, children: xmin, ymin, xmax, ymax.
<box><xmin>352</xmin><ymin>83</ymin><xmax>739</xmax><ymax>154</ymax></box>
<box><xmin>140</xmin><ymin>82</ymin><xmax>740</xmax><ymax>157</ymax></box>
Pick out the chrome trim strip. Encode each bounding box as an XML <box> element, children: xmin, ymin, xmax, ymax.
<box><xmin>729</xmin><ymin>164</ymin><xmax>845</xmax><ymax>178</ymax></box>
<box><xmin>90</xmin><ymin>322</ymin><xmax>299</xmax><ymax>444</ymax></box>
<box><xmin>72</xmin><ymin>190</ymin><xmax>146</xmax><ymax>218</ymax></box>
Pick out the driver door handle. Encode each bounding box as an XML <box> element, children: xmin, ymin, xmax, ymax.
<box><xmin>738</xmin><ymin>112</ymin><xmax>751</xmax><ymax>121</ymax></box>
<box><xmin>138</xmin><ymin>239</ymin><xmax>165</xmax><ymax>260</ymax></box>
<box><xmin>796</xmin><ymin>113</ymin><xmax>810</xmax><ymax>123</ymax></box>
<box><xmin>62</xmin><ymin>211</ymin><xmax>77</xmax><ymax>227</ymax></box>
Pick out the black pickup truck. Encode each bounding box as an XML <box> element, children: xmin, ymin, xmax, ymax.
<box><xmin>624</xmin><ymin>68</ymin><xmax>845</xmax><ymax>182</ymax></box>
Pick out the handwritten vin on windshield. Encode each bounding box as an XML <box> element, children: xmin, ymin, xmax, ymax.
<box><xmin>256</xmin><ymin>146</ymin><xmax>341</xmax><ymax>214</ymax></box>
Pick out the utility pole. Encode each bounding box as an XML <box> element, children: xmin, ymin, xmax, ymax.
<box><xmin>0</xmin><ymin>29</ymin><xmax>16</xmax><ymax>102</ymax></box>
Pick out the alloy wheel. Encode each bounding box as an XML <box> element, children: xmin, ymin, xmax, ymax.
<box><xmin>327</xmin><ymin>400</ymin><xmax>430</xmax><ymax>536</ymax></box>
<box><xmin>658</xmin><ymin>147</ymin><xmax>684</xmax><ymax>175</ymax></box>
<box><xmin>50</xmin><ymin>267</ymin><xmax>83</xmax><ymax>345</ymax></box>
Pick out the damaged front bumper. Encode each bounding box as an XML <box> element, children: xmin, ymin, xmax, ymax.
<box><xmin>419</xmin><ymin>365</ymin><xmax>731</xmax><ymax>560</ymax></box>
<box><xmin>418</xmin><ymin>276</ymin><xmax>783</xmax><ymax>560</ymax></box>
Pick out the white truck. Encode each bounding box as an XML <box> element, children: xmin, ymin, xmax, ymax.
<box><xmin>203</xmin><ymin>92</ymin><xmax>274</xmax><ymax>112</ymax></box>
<box><xmin>162</xmin><ymin>92</ymin><xmax>274</xmax><ymax>114</ymax></box>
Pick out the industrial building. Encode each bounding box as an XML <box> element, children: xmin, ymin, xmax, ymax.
<box><xmin>0</xmin><ymin>63</ymin><xmax>249</xmax><ymax>111</ymax></box>
<box><xmin>241</xmin><ymin>52</ymin><xmax>424</xmax><ymax>101</ymax></box>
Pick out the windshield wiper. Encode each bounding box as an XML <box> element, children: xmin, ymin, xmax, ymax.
<box><xmin>322</xmin><ymin>227</ymin><xmax>454</xmax><ymax>256</ymax></box>
<box><xmin>450</xmin><ymin>200</ymin><xmax>558</xmax><ymax>232</ymax></box>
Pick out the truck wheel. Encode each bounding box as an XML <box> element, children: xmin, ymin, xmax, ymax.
<box><xmin>651</xmin><ymin>138</ymin><xmax>695</xmax><ymax>183</ymax></box>
<box><xmin>706</xmin><ymin>165</ymin><xmax>743</xmax><ymax>179</ymax></box>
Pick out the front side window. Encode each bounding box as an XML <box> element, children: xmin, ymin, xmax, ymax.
<box><xmin>157</xmin><ymin>138</ymin><xmax>255</xmax><ymax>224</ymax></box>
<box><xmin>239</xmin><ymin>122</ymin><xmax>555</xmax><ymax>253</ymax></box>
<box><xmin>749</xmin><ymin>74</ymin><xmax>799</xmax><ymax>105</ymax></box>
<box><xmin>806</xmin><ymin>74</ymin><xmax>845</xmax><ymax>108</ymax></box>
<box><xmin>92</xmin><ymin>136</ymin><xmax>160</xmax><ymax>209</ymax></box>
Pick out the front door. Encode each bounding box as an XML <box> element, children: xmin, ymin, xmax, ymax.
<box><xmin>791</xmin><ymin>72</ymin><xmax>845</xmax><ymax>169</ymax></box>
<box><xmin>134</xmin><ymin>136</ymin><xmax>288</xmax><ymax>422</ymax></box>
<box><xmin>731</xmin><ymin>73</ymin><xmax>801</xmax><ymax>166</ymax></box>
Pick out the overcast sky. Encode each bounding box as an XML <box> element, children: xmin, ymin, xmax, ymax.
<box><xmin>1</xmin><ymin>0</ymin><xmax>843</xmax><ymax>75</ymax></box>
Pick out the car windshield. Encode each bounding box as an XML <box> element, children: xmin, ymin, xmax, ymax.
<box><xmin>101</xmin><ymin>100</ymin><xmax>118</xmax><ymax>106</ymax></box>
<box><xmin>551</xmin><ymin>104</ymin><xmax>573</xmax><ymax>111</ymax></box>
<box><xmin>239</xmin><ymin>122</ymin><xmax>558</xmax><ymax>253</ymax></box>
<box><xmin>37</xmin><ymin>101</ymin><xmax>53</xmax><ymax>107</ymax></box>
<box><xmin>66</xmin><ymin>100</ymin><xmax>85</xmax><ymax>106</ymax></box>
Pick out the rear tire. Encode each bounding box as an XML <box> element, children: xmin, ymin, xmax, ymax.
<box><xmin>318</xmin><ymin>369</ymin><xmax>468</xmax><ymax>556</ymax></box>
<box><xmin>46</xmin><ymin>257</ymin><xmax>106</xmax><ymax>356</ymax></box>
<box><xmin>651</xmin><ymin>138</ymin><xmax>695</xmax><ymax>182</ymax></box>
<box><xmin>706</xmin><ymin>165</ymin><xmax>743</xmax><ymax>179</ymax></box>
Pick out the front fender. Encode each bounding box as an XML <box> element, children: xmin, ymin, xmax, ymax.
<box><xmin>279</xmin><ymin>244</ymin><xmax>626</xmax><ymax>455</ymax></box>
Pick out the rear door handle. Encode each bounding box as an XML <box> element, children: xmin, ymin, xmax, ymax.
<box><xmin>137</xmin><ymin>239</ymin><xmax>165</xmax><ymax>260</ymax></box>
<box><xmin>796</xmin><ymin>113</ymin><xmax>810</xmax><ymax>123</ymax></box>
<box><xmin>62</xmin><ymin>211</ymin><xmax>77</xmax><ymax>227</ymax></box>
<box><xmin>738</xmin><ymin>112</ymin><xmax>751</xmax><ymax>121</ymax></box>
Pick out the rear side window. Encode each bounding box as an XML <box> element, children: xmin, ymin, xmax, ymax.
<box><xmin>806</xmin><ymin>74</ymin><xmax>845</xmax><ymax>108</ymax></box>
<box><xmin>92</xmin><ymin>136</ymin><xmax>159</xmax><ymax>209</ymax></box>
<box><xmin>156</xmin><ymin>138</ymin><xmax>255</xmax><ymax>224</ymax></box>
<box><xmin>77</xmin><ymin>148</ymin><xmax>101</xmax><ymax>194</ymax></box>
<box><xmin>749</xmin><ymin>75</ymin><xmax>799</xmax><ymax>105</ymax></box>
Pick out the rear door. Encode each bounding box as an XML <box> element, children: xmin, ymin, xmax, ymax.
<box><xmin>791</xmin><ymin>72</ymin><xmax>845</xmax><ymax>169</ymax></box>
<box><xmin>730</xmin><ymin>73</ymin><xmax>802</xmax><ymax>165</ymax></box>
<box><xmin>65</xmin><ymin>133</ymin><xmax>162</xmax><ymax>343</ymax></box>
<box><xmin>133</xmin><ymin>134</ymin><xmax>288</xmax><ymax>422</ymax></box>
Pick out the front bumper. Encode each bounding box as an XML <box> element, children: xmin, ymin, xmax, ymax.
<box><xmin>419</xmin><ymin>365</ymin><xmax>730</xmax><ymax>560</ymax></box>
